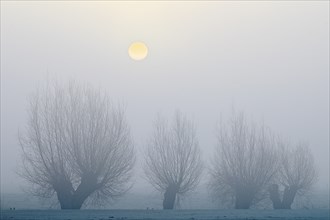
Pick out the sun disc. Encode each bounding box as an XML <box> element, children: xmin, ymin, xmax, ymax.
<box><xmin>128</xmin><ymin>42</ymin><xmax>148</xmax><ymax>61</ymax></box>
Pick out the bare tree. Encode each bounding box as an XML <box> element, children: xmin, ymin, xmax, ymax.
<box><xmin>269</xmin><ymin>142</ymin><xmax>317</xmax><ymax>209</ymax></box>
<box><xmin>144</xmin><ymin>112</ymin><xmax>203</xmax><ymax>209</ymax></box>
<box><xmin>209</xmin><ymin>112</ymin><xmax>278</xmax><ymax>209</ymax></box>
<box><xmin>19</xmin><ymin>81</ymin><xmax>135</xmax><ymax>209</ymax></box>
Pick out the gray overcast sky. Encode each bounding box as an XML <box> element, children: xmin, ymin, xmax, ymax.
<box><xmin>1</xmin><ymin>1</ymin><xmax>329</xmax><ymax>194</ymax></box>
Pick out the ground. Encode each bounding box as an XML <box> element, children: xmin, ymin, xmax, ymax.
<box><xmin>1</xmin><ymin>209</ymin><xmax>329</xmax><ymax>220</ymax></box>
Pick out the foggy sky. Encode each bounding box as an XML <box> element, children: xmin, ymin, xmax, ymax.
<box><xmin>1</xmin><ymin>1</ymin><xmax>329</xmax><ymax>195</ymax></box>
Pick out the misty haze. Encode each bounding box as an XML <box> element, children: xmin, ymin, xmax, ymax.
<box><xmin>1</xmin><ymin>1</ymin><xmax>329</xmax><ymax>220</ymax></box>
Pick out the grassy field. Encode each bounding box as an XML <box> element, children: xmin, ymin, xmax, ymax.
<box><xmin>1</xmin><ymin>209</ymin><xmax>329</xmax><ymax>220</ymax></box>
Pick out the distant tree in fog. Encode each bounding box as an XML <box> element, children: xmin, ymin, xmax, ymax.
<box><xmin>209</xmin><ymin>112</ymin><xmax>278</xmax><ymax>209</ymax></box>
<box><xmin>269</xmin><ymin>142</ymin><xmax>317</xmax><ymax>209</ymax></box>
<box><xmin>144</xmin><ymin>112</ymin><xmax>203</xmax><ymax>209</ymax></box>
<box><xmin>19</xmin><ymin>81</ymin><xmax>135</xmax><ymax>209</ymax></box>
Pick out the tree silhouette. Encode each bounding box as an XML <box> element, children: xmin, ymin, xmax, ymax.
<box><xmin>144</xmin><ymin>112</ymin><xmax>203</xmax><ymax>209</ymax></box>
<box><xmin>269</xmin><ymin>143</ymin><xmax>317</xmax><ymax>209</ymax></box>
<box><xmin>19</xmin><ymin>81</ymin><xmax>135</xmax><ymax>209</ymax></box>
<box><xmin>210</xmin><ymin>112</ymin><xmax>278</xmax><ymax>209</ymax></box>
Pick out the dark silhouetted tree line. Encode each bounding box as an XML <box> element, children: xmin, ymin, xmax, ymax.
<box><xmin>209</xmin><ymin>111</ymin><xmax>317</xmax><ymax>209</ymax></box>
<box><xmin>19</xmin><ymin>81</ymin><xmax>317</xmax><ymax>210</ymax></box>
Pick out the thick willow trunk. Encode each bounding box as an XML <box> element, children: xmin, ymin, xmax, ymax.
<box><xmin>57</xmin><ymin>191</ymin><xmax>74</xmax><ymax>209</ymax></box>
<box><xmin>57</xmin><ymin>191</ymin><xmax>89</xmax><ymax>209</ymax></box>
<box><xmin>269</xmin><ymin>184</ymin><xmax>298</xmax><ymax>209</ymax></box>
<box><xmin>55</xmin><ymin>178</ymin><xmax>76</xmax><ymax>209</ymax></box>
<box><xmin>282</xmin><ymin>186</ymin><xmax>298</xmax><ymax>209</ymax></box>
<box><xmin>234</xmin><ymin>188</ymin><xmax>254</xmax><ymax>209</ymax></box>
<box><xmin>269</xmin><ymin>184</ymin><xmax>282</xmax><ymax>209</ymax></box>
<box><xmin>56</xmin><ymin>174</ymin><xmax>98</xmax><ymax>209</ymax></box>
<box><xmin>163</xmin><ymin>184</ymin><xmax>178</xmax><ymax>209</ymax></box>
<box><xmin>235</xmin><ymin>196</ymin><xmax>252</xmax><ymax>209</ymax></box>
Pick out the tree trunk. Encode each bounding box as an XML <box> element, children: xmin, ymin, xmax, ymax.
<box><xmin>57</xmin><ymin>191</ymin><xmax>73</xmax><ymax>209</ymax></box>
<box><xmin>55</xmin><ymin>178</ymin><xmax>75</xmax><ymax>209</ymax></box>
<box><xmin>57</xmin><ymin>192</ymin><xmax>86</xmax><ymax>209</ymax></box>
<box><xmin>269</xmin><ymin>184</ymin><xmax>298</xmax><ymax>209</ymax></box>
<box><xmin>235</xmin><ymin>197</ymin><xmax>252</xmax><ymax>209</ymax></box>
<box><xmin>163</xmin><ymin>184</ymin><xmax>178</xmax><ymax>209</ymax></box>
<box><xmin>269</xmin><ymin>184</ymin><xmax>283</xmax><ymax>209</ymax></box>
<box><xmin>235</xmin><ymin>190</ymin><xmax>253</xmax><ymax>209</ymax></box>
<box><xmin>56</xmin><ymin>174</ymin><xmax>98</xmax><ymax>209</ymax></box>
<box><xmin>281</xmin><ymin>186</ymin><xmax>298</xmax><ymax>209</ymax></box>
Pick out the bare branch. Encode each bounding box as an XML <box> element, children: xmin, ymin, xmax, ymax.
<box><xmin>209</xmin><ymin>111</ymin><xmax>278</xmax><ymax>209</ymax></box>
<box><xmin>19</xmin><ymin>80</ymin><xmax>135</xmax><ymax>209</ymax></box>
<box><xmin>144</xmin><ymin>111</ymin><xmax>203</xmax><ymax>209</ymax></box>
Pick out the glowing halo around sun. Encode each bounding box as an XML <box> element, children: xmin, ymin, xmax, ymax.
<box><xmin>128</xmin><ymin>42</ymin><xmax>148</xmax><ymax>61</ymax></box>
